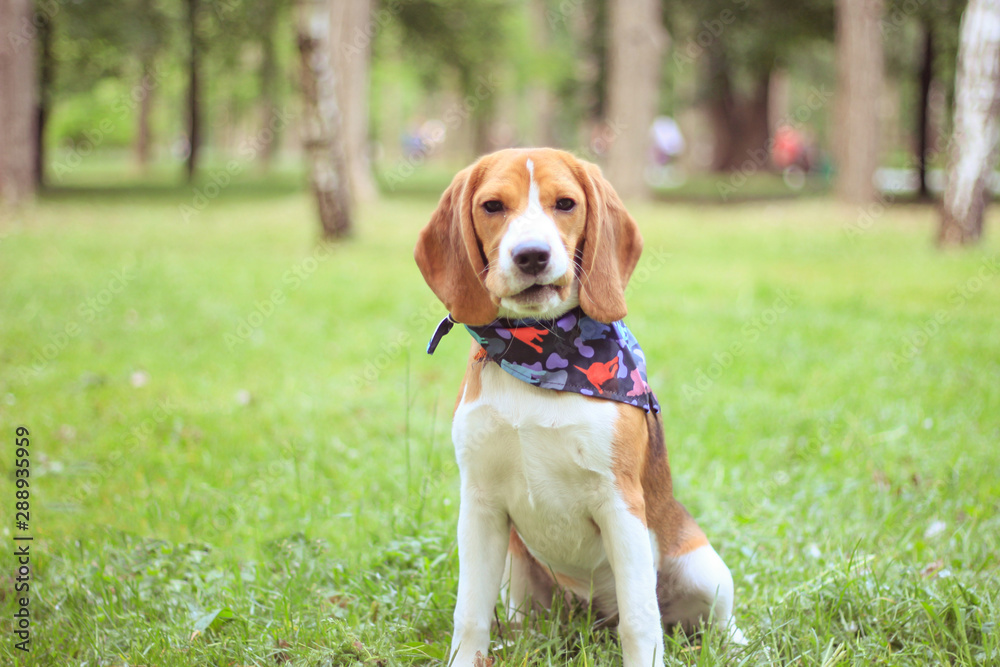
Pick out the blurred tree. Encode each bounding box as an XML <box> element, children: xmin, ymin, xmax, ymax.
<box><xmin>883</xmin><ymin>0</ymin><xmax>964</xmax><ymax>199</ymax></box>
<box><xmin>939</xmin><ymin>0</ymin><xmax>1000</xmax><ymax>246</ymax></box>
<box><xmin>0</xmin><ymin>0</ymin><xmax>37</xmax><ymax>204</ymax></box>
<box><xmin>35</xmin><ymin>8</ymin><xmax>52</xmax><ymax>186</ymax></box>
<box><xmin>544</xmin><ymin>0</ymin><xmax>609</xmax><ymax>130</ymax></box>
<box><xmin>132</xmin><ymin>0</ymin><xmax>168</xmax><ymax>171</ymax></box>
<box><xmin>396</xmin><ymin>0</ymin><xmax>508</xmax><ymax>155</ymax></box>
<box><xmin>53</xmin><ymin>0</ymin><xmax>171</xmax><ymax>171</ymax></box>
<box><xmin>333</xmin><ymin>0</ymin><xmax>378</xmax><ymax>201</ymax></box>
<box><xmin>297</xmin><ymin>0</ymin><xmax>352</xmax><ymax>238</ymax></box>
<box><xmin>586</xmin><ymin>0</ymin><xmax>610</xmax><ymax>122</ymax></box>
<box><xmin>916</xmin><ymin>20</ymin><xmax>934</xmax><ymax>198</ymax></box>
<box><xmin>526</xmin><ymin>0</ymin><xmax>556</xmax><ymax>146</ymax></box>
<box><xmin>538</xmin><ymin>0</ymin><xmax>594</xmax><ymax>147</ymax></box>
<box><xmin>834</xmin><ymin>0</ymin><xmax>884</xmax><ymax>204</ymax></box>
<box><xmin>194</xmin><ymin>0</ymin><xmax>294</xmax><ymax>168</ymax></box>
<box><xmin>185</xmin><ymin>0</ymin><xmax>202</xmax><ymax>182</ymax></box>
<box><xmin>254</xmin><ymin>0</ymin><xmax>291</xmax><ymax>170</ymax></box>
<box><xmin>666</xmin><ymin>0</ymin><xmax>834</xmax><ymax>172</ymax></box>
<box><xmin>704</xmin><ymin>46</ymin><xmax>770</xmax><ymax>173</ymax></box>
<box><xmin>49</xmin><ymin>0</ymin><xmax>297</xmax><ymax>180</ymax></box>
<box><xmin>605</xmin><ymin>0</ymin><xmax>665</xmax><ymax>199</ymax></box>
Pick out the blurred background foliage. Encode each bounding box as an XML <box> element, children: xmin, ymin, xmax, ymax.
<box><xmin>33</xmin><ymin>0</ymin><xmax>963</xmax><ymax>184</ymax></box>
<box><xmin>3</xmin><ymin>0</ymin><xmax>994</xmax><ymax>242</ymax></box>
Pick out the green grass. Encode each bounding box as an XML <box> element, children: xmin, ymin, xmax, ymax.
<box><xmin>1</xmin><ymin>170</ymin><xmax>998</xmax><ymax>666</ymax></box>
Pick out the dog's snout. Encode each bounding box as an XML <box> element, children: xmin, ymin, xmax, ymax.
<box><xmin>512</xmin><ymin>242</ymin><xmax>550</xmax><ymax>276</ymax></box>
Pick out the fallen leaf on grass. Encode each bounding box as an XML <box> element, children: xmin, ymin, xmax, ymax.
<box><xmin>872</xmin><ymin>470</ymin><xmax>891</xmax><ymax>492</ymax></box>
<box><xmin>327</xmin><ymin>594</ymin><xmax>352</xmax><ymax>608</ymax></box>
<box><xmin>274</xmin><ymin>639</ymin><xmax>291</xmax><ymax>663</ymax></box>
<box><xmin>920</xmin><ymin>559</ymin><xmax>945</xmax><ymax>578</ymax></box>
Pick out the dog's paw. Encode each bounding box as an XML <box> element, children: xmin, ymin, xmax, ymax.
<box><xmin>473</xmin><ymin>650</ymin><xmax>495</xmax><ymax>667</ymax></box>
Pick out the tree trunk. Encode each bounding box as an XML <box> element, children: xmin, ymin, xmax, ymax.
<box><xmin>528</xmin><ymin>0</ymin><xmax>555</xmax><ymax>147</ymax></box>
<box><xmin>135</xmin><ymin>58</ymin><xmax>154</xmax><ymax>171</ymax></box>
<box><xmin>605</xmin><ymin>0</ymin><xmax>665</xmax><ymax>200</ymax></box>
<box><xmin>741</xmin><ymin>74</ymin><xmax>771</xmax><ymax>167</ymax></box>
<box><xmin>472</xmin><ymin>103</ymin><xmax>493</xmax><ymax>156</ymax></box>
<box><xmin>331</xmin><ymin>0</ymin><xmax>377</xmax><ymax>201</ymax></box>
<box><xmin>185</xmin><ymin>0</ymin><xmax>201</xmax><ymax>183</ymax></box>
<box><xmin>707</xmin><ymin>47</ymin><xmax>738</xmax><ymax>172</ymax></box>
<box><xmin>707</xmin><ymin>51</ymin><xmax>771</xmax><ymax>173</ymax></box>
<box><xmin>834</xmin><ymin>0</ymin><xmax>885</xmax><ymax>205</ymax></box>
<box><xmin>0</xmin><ymin>0</ymin><xmax>37</xmax><ymax>204</ymax></box>
<box><xmin>587</xmin><ymin>0</ymin><xmax>609</xmax><ymax>122</ymax></box>
<box><xmin>258</xmin><ymin>28</ymin><xmax>279</xmax><ymax>171</ymax></box>
<box><xmin>916</xmin><ymin>22</ymin><xmax>934</xmax><ymax>199</ymax></box>
<box><xmin>297</xmin><ymin>0</ymin><xmax>353</xmax><ymax>239</ymax></box>
<box><xmin>35</xmin><ymin>9</ymin><xmax>53</xmax><ymax>189</ymax></box>
<box><xmin>939</xmin><ymin>0</ymin><xmax>1000</xmax><ymax>246</ymax></box>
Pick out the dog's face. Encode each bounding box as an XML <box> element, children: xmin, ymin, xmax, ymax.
<box><xmin>415</xmin><ymin>148</ymin><xmax>643</xmax><ymax>325</ymax></box>
<box><xmin>473</xmin><ymin>152</ymin><xmax>586</xmax><ymax>319</ymax></box>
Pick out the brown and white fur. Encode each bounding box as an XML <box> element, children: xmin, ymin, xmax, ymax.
<box><xmin>414</xmin><ymin>148</ymin><xmax>744</xmax><ymax>667</ymax></box>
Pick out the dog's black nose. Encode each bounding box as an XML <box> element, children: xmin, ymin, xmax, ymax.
<box><xmin>512</xmin><ymin>242</ymin><xmax>550</xmax><ymax>276</ymax></box>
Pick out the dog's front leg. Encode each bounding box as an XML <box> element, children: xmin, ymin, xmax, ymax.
<box><xmin>450</xmin><ymin>484</ymin><xmax>508</xmax><ymax>666</ymax></box>
<box><xmin>595</xmin><ymin>500</ymin><xmax>665</xmax><ymax>667</ymax></box>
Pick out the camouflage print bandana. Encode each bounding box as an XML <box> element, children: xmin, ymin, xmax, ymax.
<box><xmin>427</xmin><ymin>307</ymin><xmax>660</xmax><ymax>413</ymax></box>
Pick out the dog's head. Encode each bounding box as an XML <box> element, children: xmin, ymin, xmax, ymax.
<box><xmin>414</xmin><ymin>148</ymin><xmax>643</xmax><ymax>325</ymax></box>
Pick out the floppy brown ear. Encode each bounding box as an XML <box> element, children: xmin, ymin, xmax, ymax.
<box><xmin>414</xmin><ymin>165</ymin><xmax>498</xmax><ymax>325</ymax></box>
<box><xmin>578</xmin><ymin>161</ymin><xmax>643</xmax><ymax>323</ymax></box>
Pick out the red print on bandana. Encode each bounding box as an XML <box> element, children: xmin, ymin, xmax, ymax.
<box><xmin>508</xmin><ymin>326</ymin><xmax>548</xmax><ymax>353</ymax></box>
<box><xmin>574</xmin><ymin>358</ymin><xmax>619</xmax><ymax>394</ymax></box>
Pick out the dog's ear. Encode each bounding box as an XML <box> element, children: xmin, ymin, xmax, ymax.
<box><xmin>577</xmin><ymin>161</ymin><xmax>643</xmax><ymax>323</ymax></box>
<box><xmin>414</xmin><ymin>165</ymin><xmax>498</xmax><ymax>325</ymax></box>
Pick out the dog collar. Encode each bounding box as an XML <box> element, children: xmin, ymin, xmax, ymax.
<box><xmin>427</xmin><ymin>307</ymin><xmax>660</xmax><ymax>413</ymax></box>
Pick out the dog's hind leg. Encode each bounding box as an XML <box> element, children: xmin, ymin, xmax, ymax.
<box><xmin>656</xmin><ymin>517</ymin><xmax>746</xmax><ymax>645</ymax></box>
<box><xmin>501</xmin><ymin>527</ymin><xmax>555</xmax><ymax>624</ymax></box>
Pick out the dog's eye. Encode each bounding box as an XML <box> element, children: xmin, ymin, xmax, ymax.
<box><xmin>482</xmin><ymin>200</ymin><xmax>504</xmax><ymax>213</ymax></box>
<box><xmin>555</xmin><ymin>198</ymin><xmax>576</xmax><ymax>212</ymax></box>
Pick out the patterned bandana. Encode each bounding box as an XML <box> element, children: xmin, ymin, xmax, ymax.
<box><xmin>427</xmin><ymin>307</ymin><xmax>660</xmax><ymax>413</ymax></box>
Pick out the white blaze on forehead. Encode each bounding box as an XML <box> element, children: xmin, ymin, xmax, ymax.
<box><xmin>526</xmin><ymin>158</ymin><xmax>542</xmax><ymax>215</ymax></box>
<box><xmin>496</xmin><ymin>156</ymin><xmax>571</xmax><ymax>307</ymax></box>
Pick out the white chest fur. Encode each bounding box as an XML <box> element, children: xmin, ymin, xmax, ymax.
<box><xmin>452</xmin><ymin>362</ymin><xmax>622</xmax><ymax>583</ymax></box>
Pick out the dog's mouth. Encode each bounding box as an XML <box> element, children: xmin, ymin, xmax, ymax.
<box><xmin>501</xmin><ymin>283</ymin><xmax>566</xmax><ymax>317</ymax></box>
<box><xmin>513</xmin><ymin>284</ymin><xmax>556</xmax><ymax>302</ymax></box>
<box><xmin>497</xmin><ymin>279</ymin><xmax>579</xmax><ymax>320</ymax></box>
<box><xmin>506</xmin><ymin>271</ymin><xmax>573</xmax><ymax>302</ymax></box>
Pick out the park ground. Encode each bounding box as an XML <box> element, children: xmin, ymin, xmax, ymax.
<box><xmin>1</xmin><ymin>164</ymin><xmax>998</xmax><ymax>665</ymax></box>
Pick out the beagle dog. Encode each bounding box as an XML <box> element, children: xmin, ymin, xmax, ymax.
<box><xmin>415</xmin><ymin>148</ymin><xmax>744</xmax><ymax>667</ymax></box>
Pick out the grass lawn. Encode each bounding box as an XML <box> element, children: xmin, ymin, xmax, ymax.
<box><xmin>1</xmin><ymin>168</ymin><xmax>998</xmax><ymax>666</ymax></box>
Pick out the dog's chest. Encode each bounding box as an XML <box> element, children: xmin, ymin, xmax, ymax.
<box><xmin>453</xmin><ymin>363</ymin><xmax>620</xmax><ymax>573</ymax></box>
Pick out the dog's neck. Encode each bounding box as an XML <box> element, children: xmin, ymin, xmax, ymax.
<box><xmin>427</xmin><ymin>307</ymin><xmax>660</xmax><ymax>413</ymax></box>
